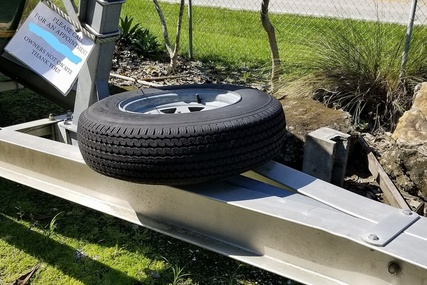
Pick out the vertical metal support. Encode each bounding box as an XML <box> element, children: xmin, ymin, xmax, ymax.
<box><xmin>72</xmin><ymin>0</ymin><xmax>125</xmax><ymax>125</ymax></box>
<box><xmin>400</xmin><ymin>0</ymin><xmax>418</xmax><ymax>79</ymax></box>
<box><xmin>188</xmin><ymin>0</ymin><xmax>193</xmax><ymax>59</ymax></box>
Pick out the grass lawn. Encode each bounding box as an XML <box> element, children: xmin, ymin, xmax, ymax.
<box><xmin>121</xmin><ymin>0</ymin><xmax>407</xmax><ymax>75</ymax></box>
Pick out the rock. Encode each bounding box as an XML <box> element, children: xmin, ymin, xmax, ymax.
<box><xmin>379</xmin><ymin>142</ymin><xmax>418</xmax><ymax>195</ymax></box>
<box><xmin>281</xmin><ymin>98</ymin><xmax>353</xmax><ymax>141</ymax></box>
<box><xmin>380</xmin><ymin>148</ymin><xmax>402</xmax><ymax>178</ymax></box>
<box><xmin>404</xmin><ymin>151</ymin><xmax>427</xmax><ymax>197</ymax></box>
<box><xmin>278</xmin><ymin>98</ymin><xmax>353</xmax><ymax>169</ymax></box>
<box><xmin>392</xmin><ymin>82</ymin><xmax>427</xmax><ymax>145</ymax></box>
<box><xmin>395</xmin><ymin>174</ymin><xmax>415</xmax><ymax>194</ymax></box>
<box><xmin>387</xmin><ymin>82</ymin><xmax>427</xmax><ymax>198</ymax></box>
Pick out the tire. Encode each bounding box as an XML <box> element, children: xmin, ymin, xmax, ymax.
<box><xmin>77</xmin><ymin>84</ymin><xmax>286</xmax><ymax>185</ymax></box>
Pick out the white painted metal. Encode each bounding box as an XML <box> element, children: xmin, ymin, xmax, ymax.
<box><xmin>1</xmin><ymin>125</ymin><xmax>427</xmax><ymax>284</ymax></box>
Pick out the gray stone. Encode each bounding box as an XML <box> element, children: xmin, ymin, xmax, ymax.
<box><xmin>388</xmin><ymin>82</ymin><xmax>427</xmax><ymax>198</ymax></box>
<box><xmin>302</xmin><ymin>127</ymin><xmax>351</xmax><ymax>186</ymax></box>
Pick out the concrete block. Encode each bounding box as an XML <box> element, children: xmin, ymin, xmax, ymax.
<box><xmin>302</xmin><ymin>127</ymin><xmax>350</xmax><ymax>186</ymax></box>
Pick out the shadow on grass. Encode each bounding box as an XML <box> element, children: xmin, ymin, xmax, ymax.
<box><xmin>0</xmin><ymin>213</ymin><xmax>148</xmax><ymax>285</ymax></box>
<box><xmin>0</xmin><ymin>178</ymin><xmax>172</xmax><ymax>285</ymax></box>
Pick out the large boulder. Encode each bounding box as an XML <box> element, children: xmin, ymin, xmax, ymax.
<box><xmin>385</xmin><ymin>83</ymin><xmax>427</xmax><ymax>198</ymax></box>
<box><xmin>392</xmin><ymin>82</ymin><xmax>427</xmax><ymax>144</ymax></box>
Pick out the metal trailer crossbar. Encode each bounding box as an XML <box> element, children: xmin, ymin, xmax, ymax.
<box><xmin>1</xmin><ymin>0</ymin><xmax>427</xmax><ymax>284</ymax></box>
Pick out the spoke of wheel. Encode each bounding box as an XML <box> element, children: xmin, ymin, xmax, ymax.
<box><xmin>174</xmin><ymin>106</ymin><xmax>193</xmax><ymax>113</ymax></box>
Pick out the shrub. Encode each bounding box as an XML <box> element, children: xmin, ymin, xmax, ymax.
<box><xmin>118</xmin><ymin>15</ymin><xmax>141</xmax><ymax>46</ymax></box>
<box><xmin>309</xmin><ymin>20</ymin><xmax>427</xmax><ymax>131</ymax></box>
<box><xmin>131</xmin><ymin>28</ymin><xmax>162</xmax><ymax>57</ymax></box>
<box><xmin>117</xmin><ymin>15</ymin><xmax>162</xmax><ymax>58</ymax></box>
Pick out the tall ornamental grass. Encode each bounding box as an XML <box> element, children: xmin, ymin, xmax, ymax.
<box><xmin>308</xmin><ymin>20</ymin><xmax>427</xmax><ymax>131</ymax></box>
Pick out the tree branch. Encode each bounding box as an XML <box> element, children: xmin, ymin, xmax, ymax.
<box><xmin>261</xmin><ymin>0</ymin><xmax>282</xmax><ymax>93</ymax></box>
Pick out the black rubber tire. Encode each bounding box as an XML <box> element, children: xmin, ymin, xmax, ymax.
<box><xmin>77</xmin><ymin>84</ymin><xmax>286</xmax><ymax>185</ymax></box>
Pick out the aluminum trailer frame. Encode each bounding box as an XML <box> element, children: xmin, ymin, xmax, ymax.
<box><xmin>2</xmin><ymin>0</ymin><xmax>427</xmax><ymax>283</ymax></box>
<box><xmin>1</xmin><ymin>118</ymin><xmax>427</xmax><ymax>284</ymax></box>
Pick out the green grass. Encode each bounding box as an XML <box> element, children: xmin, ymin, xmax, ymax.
<box><xmin>0</xmin><ymin>88</ymin><xmax>65</xmax><ymax>127</ymax></box>
<box><xmin>0</xmin><ymin>179</ymin><xmax>166</xmax><ymax>285</ymax></box>
<box><xmin>121</xmin><ymin>0</ymin><xmax>408</xmax><ymax>74</ymax></box>
<box><xmin>294</xmin><ymin>20</ymin><xmax>427</xmax><ymax>131</ymax></box>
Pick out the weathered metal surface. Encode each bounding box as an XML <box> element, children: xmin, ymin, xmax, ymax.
<box><xmin>360</xmin><ymin>210</ymin><xmax>419</xmax><ymax>246</ymax></box>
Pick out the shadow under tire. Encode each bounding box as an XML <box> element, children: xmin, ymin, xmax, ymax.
<box><xmin>77</xmin><ymin>84</ymin><xmax>286</xmax><ymax>185</ymax></box>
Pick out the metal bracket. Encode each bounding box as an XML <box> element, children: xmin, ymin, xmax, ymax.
<box><xmin>361</xmin><ymin>210</ymin><xmax>420</xmax><ymax>246</ymax></box>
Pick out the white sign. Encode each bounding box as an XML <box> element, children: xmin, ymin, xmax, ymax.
<box><xmin>5</xmin><ymin>2</ymin><xmax>94</xmax><ymax>95</ymax></box>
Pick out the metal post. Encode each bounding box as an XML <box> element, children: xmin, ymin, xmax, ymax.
<box><xmin>188</xmin><ymin>0</ymin><xmax>193</xmax><ymax>59</ymax></box>
<box><xmin>400</xmin><ymin>0</ymin><xmax>418</xmax><ymax>79</ymax></box>
<box><xmin>72</xmin><ymin>0</ymin><xmax>124</xmax><ymax>126</ymax></box>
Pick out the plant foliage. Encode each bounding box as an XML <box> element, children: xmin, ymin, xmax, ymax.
<box><xmin>117</xmin><ymin>15</ymin><xmax>162</xmax><ymax>57</ymax></box>
<box><xmin>119</xmin><ymin>15</ymin><xmax>141</xmax><ymax>45</ymax></box>
<box><xmin>131</xmin><ymin>28</ymin><xmax>162</xmax><ymax>57</ymax></box>
<box><xmin>309</xmin><ymin>20</ymin><xmax>427</xmax><ymax>131</ymax></box>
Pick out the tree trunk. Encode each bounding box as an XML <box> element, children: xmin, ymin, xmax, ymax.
<box><xmin>260</xmin><ymin>0</ymin><xmax>281</xmax><ymax>94</ymax></box>
<box><xmin>152</xmin><ymin>0</ymin><xmax>185</xmax><ymax>73</ymax></box>
<box><xmin>170</xmin><ymin>0</ymin><xmax>185</xmax><ymax>71</ymax></box>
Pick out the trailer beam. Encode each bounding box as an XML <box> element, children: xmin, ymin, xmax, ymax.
<box><xmin>1</xmin><ymin>124</ymin><xmax>427</xmax><ymax>284</ymax></box>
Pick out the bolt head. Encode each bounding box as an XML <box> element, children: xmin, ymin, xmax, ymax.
<box><xmin>368</xmin><ymin>234</ymin><xmax>379</xmax><ymax>241</ymax></box>
<box><xmin>388</xmin><ymin>262</ymin><xmax>401</xmax><ymax>275</ymax></box>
